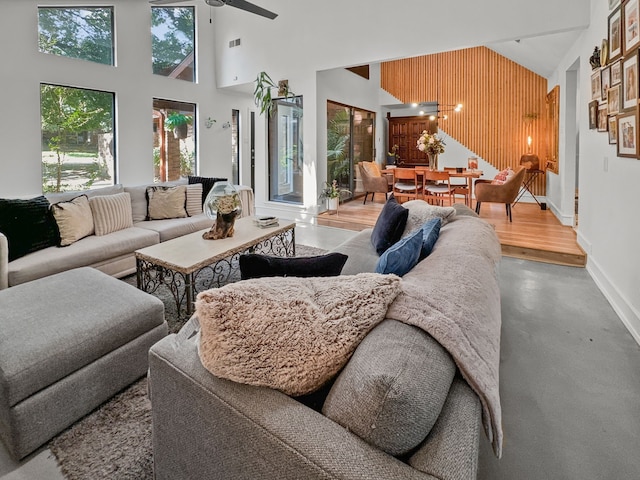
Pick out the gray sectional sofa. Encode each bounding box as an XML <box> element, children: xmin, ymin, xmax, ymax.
<box><xmin>148</xmin><ymin>203</ymin><xmax>503</xmax><ymax>480</ymax></box>
<box><xmin>0</xmin><ymin>181</ymin><xmax>214</xmax><ymax>289</ymax></box>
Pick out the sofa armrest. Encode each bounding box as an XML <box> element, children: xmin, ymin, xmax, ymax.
<box><xmin>148</xmin><ymin>331</ymin><xmax>437</xmax><ymax>480</ymax></box>
<box><xmin>0</xmin><ymin>232</ymin><xmax>8</xmax><ymax>290</ymax></box>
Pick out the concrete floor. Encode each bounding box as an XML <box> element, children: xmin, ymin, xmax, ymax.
<box><xmin>1</xmin><ymin>225</ymin><xmax>639</xmax><ymax>479</ymax></box>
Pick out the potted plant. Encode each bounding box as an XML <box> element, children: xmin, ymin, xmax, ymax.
<box><xmin>386</xmin><ymin>144</ymin><xmax>399</xmax><ymax>165</ymax></box>
<box><xmin>254</xmin><ymin>71</ymin><xmax>295</xmax><ymax>116</ymax></box>
<box><xmin>164</xmin><ymin>112</ymin><xmax>193</xmax><ymax>139</ymax></box>
<box><xmin>319</xmin><ymin>180</ymin><xmax>350</xmax><ymax>213</ymax></box>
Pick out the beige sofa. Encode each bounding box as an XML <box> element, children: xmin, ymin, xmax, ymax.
<box><xmin>0</xmin><ymin>180</ymin><xmax>247</xmax><ymax>289</ymax></box>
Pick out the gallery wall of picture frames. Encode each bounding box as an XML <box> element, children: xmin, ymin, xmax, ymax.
<box><xmin>596</xmin><ymin>0</ymin><xmax>640</xmax><ymax>158</ymax></box>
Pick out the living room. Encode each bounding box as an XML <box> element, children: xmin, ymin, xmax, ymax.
<box><xmin>0</xmin><ymin>0</ymin><xmax>639</xmax><ymax>478</ymax></box>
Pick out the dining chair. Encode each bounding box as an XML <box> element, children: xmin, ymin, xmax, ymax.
<box><xmin>422</xmin><ymin>170</ymin><xmax>454</xmax><ymax>206</ymax></box>
<box><xmin>443</xmin><ymin>167</ymin><xmax>470</xmax><ymax>205</ymax></box>
<box><xmin>392</xmin><ymin>168</ymin><xmax>422</xmax><ymax>202</ymax></box>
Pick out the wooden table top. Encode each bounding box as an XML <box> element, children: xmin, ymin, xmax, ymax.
<box><xmin>382</xmin><ymin>167</ymin><xmax>483</xmax><ymax>178</ymax></box>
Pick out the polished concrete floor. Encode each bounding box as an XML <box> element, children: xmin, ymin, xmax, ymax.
<box><xmin>2</xmin><ymin>224</ymin><xmax>639</xmax><ymax>479</ymax></box>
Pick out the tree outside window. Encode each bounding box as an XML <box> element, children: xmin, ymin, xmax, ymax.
<box><xmin>151</xmin><ymin>7</ymin><xmax>195</xmax><ymax>82</ymax></box>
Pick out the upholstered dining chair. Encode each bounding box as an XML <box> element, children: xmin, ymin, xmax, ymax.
<box><xmin>422</xmin><ymin>170</ymin><xmax>454</xmax><ymax>206</ymax></box>
<box><xmin>474</xmin><ymin>166</ymin><xmax>526</xmax><ymax>222</ymax></box>
<box><xmin>358</xmin><ymin>161</ymin><xmax>389</xmax><ymax>204</ymax></box>
<box><xmin>443</xmin><ymin>167</ymin><xmax>470</xmax><ymax>205</ymax></box>
<box><xmin>392</xmin><ymin>168</ymin><xmax>422</xmax><ymax>202</ymax></box>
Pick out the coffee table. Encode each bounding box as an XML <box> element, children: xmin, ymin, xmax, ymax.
<box><xmin>135</xmin><ymin>217</ymin><xmax>295</xmax><ymax>316</ymax></box>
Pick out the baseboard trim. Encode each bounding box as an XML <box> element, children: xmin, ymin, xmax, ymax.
<box><xmin>587</xmin><ymin>256</ymin><xmax>640</xmax><ymax>347</ymax></box>
<box><xmin>547</xmin><ymin>198</ymin><xmax>574</xmax><ymax>226</ymax></box>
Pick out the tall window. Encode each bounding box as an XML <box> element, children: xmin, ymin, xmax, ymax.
<box><xmin>327</xmin><ymin>101</ymin><xmax>375</xmax><ymax>197</ymax></box>
<box><xmin>153</xmin><ymin>99</ymin><xmax>196</xmax><ymax>182</ymax></box>
<box><xmin>151</xmin><ymin>7</ymin><xmax>195</xmax><ymax>82</ymax></box>
<box><xmin>38</xmin><ymin>7</ymin><xmax>114</xmax><ymax>65</ymax></box>
<box><xmin>40</xmin><ymin>84</ymin><xmax>115</xmax><ymax>193</ymax></box>
<box><xmin>231</xmin><ymin>109</ymin><xmax>240</xmax><ymax>185</ymax></box>
<box><xmin>268</xmin><ymin>97</ymin><xmax>303</xmax><ymax>204</ymax></box>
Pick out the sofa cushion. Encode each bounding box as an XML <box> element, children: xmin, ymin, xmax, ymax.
<box><xmin>185</xmin><ymin>183</ymin><xmax>203</xmax><ymax>216</ymax></box>
<box><xmin>50</xmin><ymin>195</ymin><xmax>95</xmax><ymax>246</ymax></box>
<box><xmin>239</xmin><ymin>252</ymin><xmax>348</xmax><ymax>280</ymax></box>
<box><xmin>146</xmin><ymin>185</ymin><xmax>187</xmax><ymax>220</ymax></box>
<box><xmin>375</xmin><ymin>226</ymin><xmax>422</xmax><ymax>276</ymax></box>
<box><xmin>188</xmin><ymin>176</ymin><xmax>228</xmax><ymax>204</ymax></box>
<box><xmin>419</xmin><ymin>217</ymin><xmax>441</xmax><ymax>260</ymax></box>
<box><xmin>89</xmin><ymin>193</ymin><xmax>134</xmax><ymax>236</ymax></box>
<box><xmin>401</xmin><ymin>200</ymin><xmax>455</xmax><ymax>237</ymax></box>
<box><xmin>134</xmin><ymin>213</ymin><xmax>212</xmax><ymax>242</ymax></box>
<box><xmin>45</xmin><ymin>184</ymin><xmax>124</xmax><ymax>204</ymax></box>
<box><xmin>0</xmin><ymin>196</ymin><xmax>59</xmax><ymax>261</ymax></box>
<box><xmin>370</xmin><ymin>196</ymin><xmax>409</xmax><ymax>255</ymax></box>
<box><xmin>322</xmin><ymin>319</ymin><xmax>457</xmax><ymax>456</ymax></box>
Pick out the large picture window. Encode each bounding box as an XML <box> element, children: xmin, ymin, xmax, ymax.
<box><xmin>153</xmin><ymin>99</ymin><xmax>196</xmax><ymax>182</ymax></box>
<box><xmin>38</xmin><ymin>7</ymin><xmax>114</xmax><ymax>65</ymax></box>
<box><xmin>40</xmin><ymin>84</ymin><xmax>115</xmax><ymax>193</ymax></box>
<box><xmin>268</xmin><ymin>96</ymin><xmax>303</xmax><ymax>204</ymax></box>
<box><xmin>151</xmin><ymin>7</ymin><xmax>195</xmax><ymax>82</ymax></box>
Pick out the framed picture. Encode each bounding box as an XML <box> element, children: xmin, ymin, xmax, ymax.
<box><xmin>601</xmin><ymin>66</ymin><xmax>611</xmax><ymax>100</ymax></box>
<box><xmin>617</xmin><ymin>109</ymin><xmax>638</xmax><ymax>157</ymax></box>
<box><xmin>622</xmin><ymin>51</ymin><xmax>638</xmax><ymax>109</ymax></box>
<box><xmin>610</xmin><ymin>6</ymin><xmax>623</xmax><ymax>61</ymax></box>
<box><xmin>624</xmin><ymin>0</ymin><xmax>640</xmax><ymax>54</ymax></box>
<box><xmin>610</xmin><ymin>0</ymin><xmax>621</xmax><ymax>10</ymax></box>
<box><xmin>589</xmin><ymin>100</ymin><xmax>599</xmax><ymax>129</ymax></box>
<box><xmin>591</xmin><ymin>69</ymin><xmax>602</xmax><ymax>101</ymax></box>
<box><xmin>609</xmin><ymin>115</ymin><xmax>618</xmax><ymax>143</ymax></box>
<box><xmin>611</xmin><ymin>59</ymin><xmax>622</xmax><ymax>84</ymax></box>
<box><xmin>608</xmin><ymin>84</ymin><xmax>621</xmax><ymax>114</ymax></box>
<box><xmin>598</xmin><ymin>103</ymin><xmax>609</xmax><ymax>131</ymax></box>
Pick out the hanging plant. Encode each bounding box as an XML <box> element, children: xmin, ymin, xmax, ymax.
<box><xmin>254</xmin><ymin>71</ymin><xmax>295</xmax><ymax>116</ymax></box>
<box><xmin>164</xmin><ymin>112</ymin><xmax>193</xmax><ymax>139</ymax></box>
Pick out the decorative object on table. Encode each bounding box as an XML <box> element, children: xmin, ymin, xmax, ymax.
<box><xmin>319</xmin><ymin>179</ymin><xmax>350</xmax><ymax>213</ymax></box>
<box><xmin>253</xmin><ymin>216</ymin><xmax>279</xmax><ymax>228</ymax></box>
<box><xmin>202</xmin><ymin>181</ymin><xmax>242</xmax><ymax>240</ymax></box>
<box><xmin>386</xmin><ymin>144</ymin><xmax>399</xmax><ymax>165</ymax></box>
<box><xmin>468</xmin><ymin>157</ymin><xmax>479</xmax><ymax>170</ymax></box>
<box><xmin>589</xmin><ymin>46</ymin><xmax>601</xmax><ymax>70</ymax></box>
<box><xmin>416</xmin><ymin>130</ymin><xmax>445</xmax><ymax>170</ymax></box>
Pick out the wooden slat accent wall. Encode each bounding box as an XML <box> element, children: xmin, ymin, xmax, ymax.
<box><xmin>381</xmin><ymin>46</ymin><xmax>548</xmax><ymax>196</ymax></box>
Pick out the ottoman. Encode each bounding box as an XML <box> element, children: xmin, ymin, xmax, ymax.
<box><xmin>0</xmin><ymin>267</ymin><xmax>167</xmax><ymax>460</ymax></box>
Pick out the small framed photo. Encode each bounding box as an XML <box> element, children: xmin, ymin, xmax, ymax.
<box><xmin>591</xmin><ymin>69</ymin><xmax>602</xmax><ymax>101</ymax></box>
<box><xmin>617</xmin><ymin>109</ymin><xmax>638</xmax><ymax>157</ymax></box>
<box><xmin>610</xmin><ymin>5</ymin><xmax>623</xmax><ymax>61</ymax></box>
<box><xmin>589</xmin><ymin>100</ymin><xmax>599</xmax><ymax>129</ymax></box>
<box><xmin>624</xmin><ymin>0</ymin><xmax>640</xmax><ymax>55</ymax></box>
<box><xmin>608</xmin><ymin>84</ymin><xmax>621</xmax><ymax>114</ymax></box>
<box><xmin>608</xmin><ymin>115</ymin><xmax>618</xmax><ymax>143</ymax></box>
<box><xmin>622</xmin><ymin>51</ymin><xmax>638</xmax><ymax>109</ymax></box>
<box><xmin>611</xmin><ymin>59</ymin><xmax>622</xmax><ymax>84</ymax></box>
<box><xmin>598</xmin><ymin>103</ymin><xmax>609</xmax><ymax>131</ymax></box>
<box><xmin>601</xmin><ymin>66</ymin><xmax>611</xmax><ymax>100</ymax></box>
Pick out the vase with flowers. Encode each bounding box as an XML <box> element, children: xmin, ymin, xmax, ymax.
<box><xmin>416</xmin><ymin>130</ymin><xmax>446</xmax><ymax>170</ymax></box>
<box><xmin>319</xmin><ymin>180</ymin><xmax>351</xmax><ymax>213</ymax></box>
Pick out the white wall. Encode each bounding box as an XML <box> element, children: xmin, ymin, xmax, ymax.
<box><xmin>548</xmin><ymin>0</ymin><xmax>640</xmax><ymax>342</ymax></box>
<box><xmin>0</xmin><ymin>0</ymin><xmax>254</xmax><ymax>197</ymax></box>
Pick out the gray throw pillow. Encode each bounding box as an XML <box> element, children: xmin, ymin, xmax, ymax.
<box><xmin>322</xmin><ymin>319</ymin><xmax>456</xmax><ymax>456</ymax></box>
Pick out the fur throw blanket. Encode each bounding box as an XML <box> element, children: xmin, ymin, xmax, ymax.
<box><xmin>196</xmin><ymin>273</ymin><xmax>402</xmax><ymax>397</ymax></box>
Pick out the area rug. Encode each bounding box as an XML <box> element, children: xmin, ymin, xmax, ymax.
<box><xmin>48</xmin><ymin>244</ymin><xmax>327</xmax><ymax>480</ymax></box>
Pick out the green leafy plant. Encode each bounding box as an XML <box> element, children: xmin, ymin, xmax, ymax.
<box><xmin>164</xmin><ymin>112</ymin><xmax>192</xmax><ymax>131</ymax></box>
<box><xmin>254</xmin><ymin>71</ymin><xmax>294</xmax><ymax>116</ymax></box>
<box><xmin>319</xmin><ymin>180</ymin><xmax>351</xmax><ymax>200</ymax></box>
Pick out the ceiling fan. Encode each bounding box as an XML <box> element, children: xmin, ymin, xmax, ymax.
<box><xmin>149</xmin><ymin>0</ymin><xmax>278</xmax><ymax>20</ymax></box>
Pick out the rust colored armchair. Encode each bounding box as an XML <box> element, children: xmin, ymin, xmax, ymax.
<box><xmin>474</xmin><ymin>166</ymin><xmax>526</xmax><ymax>222</ymax></box>
<box><xmin>358</xmin><ymin>162</ymin><xmax>389</xmax><ymax>204</ymax></box>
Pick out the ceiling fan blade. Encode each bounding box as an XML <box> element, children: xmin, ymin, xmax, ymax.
<box><xmin>149</xmin><ymin>0</ymin><xmax>192</xmax><ymax>4</ymax></box>
<box><xmin>225</xmin><ymin>0</ymin><xmax>278</xmax><ymax>19</ymax></box>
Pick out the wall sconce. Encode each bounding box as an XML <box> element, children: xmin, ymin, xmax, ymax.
<box><xmin>205</xmin><ymin>117</ymin><xmax>216</xmax><ymax>129</ymax></box>
<box><xmin>222</xmin><ymin>121</ymin><xmax>231</xmax><ymax>129</ymax></box>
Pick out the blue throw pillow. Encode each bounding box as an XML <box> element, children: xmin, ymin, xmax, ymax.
<box><xmin>370</xmin><ymin>196</ymin><xmax>409</xmax><ymax>255</ymax></box>
<box><xmin>375</xmin><ymin>226</ymin><xmax>423</xmax><ymax>276</ymax></box>
<box><xmin>419</xmin><ymin>218</ymin><xmax>441</xmax><ymax>260</ymax></box>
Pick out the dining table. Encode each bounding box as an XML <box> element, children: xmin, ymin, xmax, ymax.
<box><xmin>382</xmin><ymin>166</ymin><xmax>483</xmax><ymax>207</ymax></box>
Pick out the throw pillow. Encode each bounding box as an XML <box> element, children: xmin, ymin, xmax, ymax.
<box><xmin>0</xmin><ymin>196</ymin><xmax>58</xmax><ymax>261</ymax></box>
<box><xmin>185</xmin><ymin>183</ymin><xmax>203</xmax><ymax>216</ymax></box>
<box><xmin>89</xmin><ymin>192</ymin><xmax>134</xmax><ymax>236</ymax></box>
<box><xmin>401</xmin><ymin>199</ymin><xmax>455</xmax><ymax>237</ymax></box>
<box><xmin>370</xmin><ymin>195</ymin><xmax>409</xmax><ymax>255</ymax></box>
<box><xmin>196</xmin><ymin>273</ymin><xmax>402</xmax><ymax>396</ymax></box>
<box><xmin>188</xmin><ymin>175</ymin><xmax>228</xmax><ymax>204</ymax></box>
<box><xmin>50</xmin><ymin>195</ymin><xmax>95</xmax><ymax>246</ymax></box>
<box><xmin>375</xmin><ymin>225</ymin><xmax>423</xmax><ymax>276</ymax></box>
<box><xmin>322</xmin><ymin>319</ymin><xmax>457</xmax><ymax>456</ymax></box>
<box><xmin>419</xmin><ymin>217</ymin><xmax>441</xmax><ymax>260</ymax></box>
<box><xmin>239</xmin><ymin>252</ymin><xmax>348</xmax><ymax>280</ymax></box>
<box><xmin>146</xmin><ymin>185</ymin><xmax>188</xmax><ymax>220</ymax></box>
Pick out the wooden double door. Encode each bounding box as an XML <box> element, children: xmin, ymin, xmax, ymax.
<box><xmin>387</xmin><ymin>115</ymin><xmax>437</xmax><ymax>165</ymax></box>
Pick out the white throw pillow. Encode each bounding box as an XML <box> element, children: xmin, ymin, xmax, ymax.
<box><xmin>89</xmin><ymin>192</ymin><xmax>134</xmax><ymax>236</ymax></box>
<box><xmin>50</xmin><ymin>195</ymin><xmax>95</xmax><ymax>246</ymax></box>
<box><xmin>185</xmin><ymin>183</ymin><xmax>203</xmax><ymax>216</ymax></box>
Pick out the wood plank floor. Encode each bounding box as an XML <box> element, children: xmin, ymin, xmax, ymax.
<box><xmin>317</xmin><ymin>195</ymin><xmax>587</xmax><ymax>267</ymax></box>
